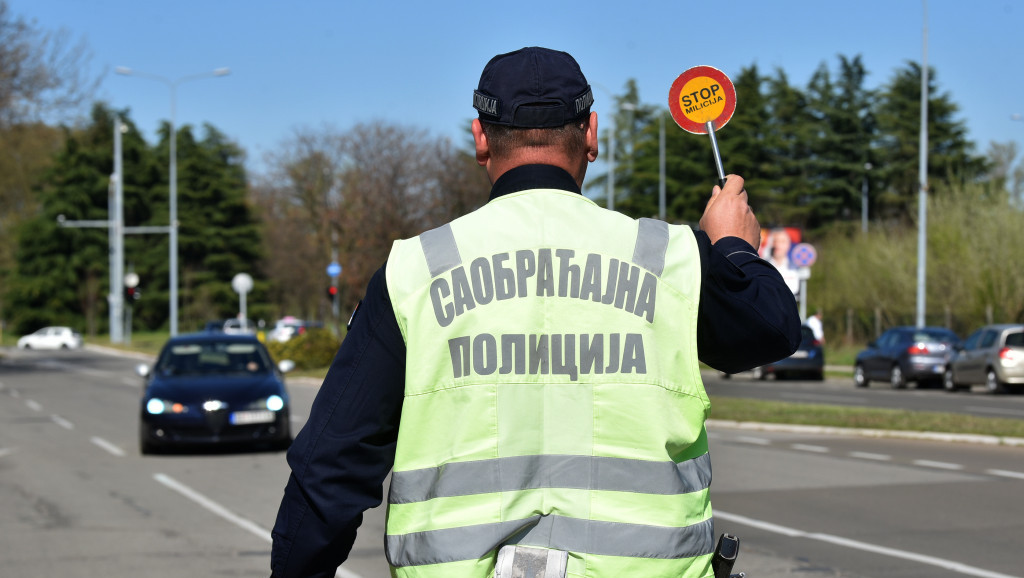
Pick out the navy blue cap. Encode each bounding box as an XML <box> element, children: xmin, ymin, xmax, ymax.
<box><xmin>474</xmin><ymin>47</ymin><xmax>594</xmax><ymax>128</ymax></box>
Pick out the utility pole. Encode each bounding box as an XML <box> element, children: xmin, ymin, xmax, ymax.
<box><xmin>916</xmin><ymin>0</ymin><xmax>929</xmax><ymax>328</ymax></box>
<box><xmin>110</xmin><ymin>118</ymin><xmax>125</xmax><ymax>343</ymax></box>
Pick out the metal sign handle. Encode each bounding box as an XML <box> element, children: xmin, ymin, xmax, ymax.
<box><xmin>706</xmin><ymin>120</ymin><xmax>726</xmax><ymax>188</ymax></box>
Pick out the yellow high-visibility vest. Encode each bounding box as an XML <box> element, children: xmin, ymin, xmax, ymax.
<box><xmin>384</xmin><ymin>187</ymin><xmax>714</xmax><ymax>578</ymax></box>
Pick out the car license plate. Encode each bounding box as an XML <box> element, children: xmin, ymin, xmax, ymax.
<box><xmin>230</xmin><ymin>410</ymin><xmax>275</xmax><ymax>425</ymax></box>
<box><xmin>791</xmin><ymin>351</ymin><xmax>809</xmax><ymax>358</ymax></box>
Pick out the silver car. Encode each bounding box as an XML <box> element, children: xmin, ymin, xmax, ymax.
<box><xmin>944</xmin><ymin>324</ymin><xmax>1024</xmax><ymax>394</ymax></box>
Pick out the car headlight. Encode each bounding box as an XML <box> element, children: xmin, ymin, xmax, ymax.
<box><xmin>146</xmin><ymin>399</ymin><xmax>188</xmax><ymax>415</ymax></box>
<box><xmin>266</xmin><ymin>395</ymin><xmax>285</xmax><ymax>411</ymax></box>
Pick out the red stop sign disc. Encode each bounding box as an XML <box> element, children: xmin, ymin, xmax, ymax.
<box><xmin>668</xmin><ymin>65</ymin><xmax>736</xmax><ymax>134</ymax></box>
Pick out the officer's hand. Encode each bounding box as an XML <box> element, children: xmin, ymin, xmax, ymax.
<box><xmin>698</xmin><ymin>174</ymin><xmax>760</xmax><ymax>249</ymax></box>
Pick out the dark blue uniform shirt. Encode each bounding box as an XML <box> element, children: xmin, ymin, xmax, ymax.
<box><xmin>270</xmin><ymin>164</ymin><xmax>802</xmax><ymax>577</ymax></box>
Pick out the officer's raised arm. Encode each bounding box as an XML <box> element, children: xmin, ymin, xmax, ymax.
<box><xmin>695</xmin><ymin>175</ymin><xmax>802</xmax><ymax>373</ymax></box>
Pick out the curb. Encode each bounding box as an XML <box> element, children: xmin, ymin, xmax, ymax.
<box><xmin>707</xmin><ymin>419</ymin><xmax>1024</xmax><ymax>447</ymax></box>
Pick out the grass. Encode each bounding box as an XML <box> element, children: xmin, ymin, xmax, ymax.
<box><xmin>709</xmin><ymin>396</ymin><xmax>1024</xmax><ymax>439</ymax></box>
<box><xmin>823</xmin><ymin>343</ymin><xmax>862</xmax><ymax>368</ymax></box>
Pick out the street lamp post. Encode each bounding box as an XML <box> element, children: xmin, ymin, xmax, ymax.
<box><xmin>115</xmin><ymin>66</ymin><xmax>229</xmax><ymax>336</ymax></box>
<box><xmin>861</xmin><ymin>162</ymin><xmax>872</xmax><ymax>233</ymax></box>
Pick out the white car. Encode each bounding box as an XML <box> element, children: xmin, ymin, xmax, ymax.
<box><xmin>17</xmin><ymin>326</ymin><xmax>83</xmax><ymax>350</ymax></box>
<box><xmin>268</xmin><ymin>317</ymin><xmax>304</xmax><ymax>343</ymax></box>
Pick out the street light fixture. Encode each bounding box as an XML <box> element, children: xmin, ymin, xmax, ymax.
<box><xmin>115</xmin><ymin>66</ymin><xmax>230</xmax><ymax>336</ymax></box>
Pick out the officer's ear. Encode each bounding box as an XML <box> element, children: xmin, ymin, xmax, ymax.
<box><xmin>471</xmin><ymin>119</ymin><xmax>490</xmax><ymax>167</ymax></box>
<box><xmin>585</xmin><ymin>112</ymin><xmax>599</xmax><ymax>163</ymax></box>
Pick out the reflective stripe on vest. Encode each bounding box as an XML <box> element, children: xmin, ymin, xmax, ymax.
<box><xmin>390</xmin><ymin>453</ymin><xmax>711</xmax><ymax>504</ymax></box>
<box><xmin>419</xmin><ymin>217</ymin><xmax>670</xmax><ymax>278</ymax></box>
<box><xmin>387</xmin><ymin>514</ymin><xmax>714</xmax><ymax>568</ymax></box>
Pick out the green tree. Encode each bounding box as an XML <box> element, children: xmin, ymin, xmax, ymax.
<box><xmin>6</xmin><ymin>104</ymin><xmax>138</xmax><ymax>334</ymax></box>
<box><xmin>0</xmin><ymin>0</ymin><xmax>99</xmax><ymax>325</ymax></box>
<box><xmin>132</xmin><ymin>122</ymin><xmax>264</xmax><ymax>331</ymax></box>
<box><xmin>6</xmin><ymin>103</ymin><xmax>261</xmax><ymax>335</ymax></box>
<box><xmin>874</xmin><ymin>62</ymin><xmax>986</xmax><ymax>219</ymax></box>
<box><xmin>801</xmin><ymin>55</ymin><xmax>877</xmax><ymax>230</ymax></box>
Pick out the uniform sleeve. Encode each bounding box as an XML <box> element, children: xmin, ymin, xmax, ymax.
<box><xmin>695</xmin><ymin>232</ymin><xmax>802</xmax><ymax>373</ymax></box>
<box><xmin>271</xmin><ymin>264</ymin><xmax>406</xmax><ymax>578</ymax></box>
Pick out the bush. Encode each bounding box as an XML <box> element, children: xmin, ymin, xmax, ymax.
<box><xmin>266</xmin><ymin>327</ymin><xmax>342</xmax><ymax>370</ymax></box>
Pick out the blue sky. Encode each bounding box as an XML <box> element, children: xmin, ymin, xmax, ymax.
<box><xmin>14</xmin><ymin>0</ymin><xmax>1024</xmax><ymax>179</ymax></box>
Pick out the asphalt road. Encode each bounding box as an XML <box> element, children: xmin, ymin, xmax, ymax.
<box><xmin>1</xmin><ymin>347</ymin><xmax>1021</xmax><ymax>578</ymax></box>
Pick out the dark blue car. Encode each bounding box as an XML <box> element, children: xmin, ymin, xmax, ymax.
<box><xmin>137</xmin><ymin>332</ymin><xmax>295</xmax><ymax>454</ymax></box>
<box><xmin>853</xmin><ymin>326</ymin><xmax>959</xmax><ymax>389</ymax></box>
<box><xmin>723</xmin><ymin>326</ymin><xmax>824</xmax><ymax>381</ymax></box>
<box><xmin>754</xmin><ymin>325</ymin><xmax>824</xmax><ymax>380</ymax></box>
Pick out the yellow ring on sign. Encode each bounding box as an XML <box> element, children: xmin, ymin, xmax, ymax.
<box><xmin>679</xmin><ymin>77</ymin><xmax>727</xmax><ymax>124</ymax></box>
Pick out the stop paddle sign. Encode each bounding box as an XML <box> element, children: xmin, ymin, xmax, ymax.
<box><xmin>668</xmin><ymin>66</ymin><xmax>737</xmax><ymax>186</ymax></box>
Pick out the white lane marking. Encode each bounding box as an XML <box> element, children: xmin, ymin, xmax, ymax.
<box><xmin>913</xmin><ymin>459</ymin><xmax>964</xmax><ymax>471</ymax></box>
<box><xmin>791</xmin><ymin>444</ymin><xmax>829</xmax><ymax>453</ymax></box>
<box><xmin>0</xmin><ymin>448</ymin><xmax>13</xmax><ymax>458</ymax></box>
<box><xmin>25</xmin><ymin>399</ymin><xmax>42</xmax><ymax>412</ymax></box>
<box><xmin>850</xmin><ymin>451</ymin><xmax>891</xmax><ymax>461</ymax></box>
<box><xmin>736</xmin><ymin>436</ymin><xmax>771</xmax><ymax>446</ymax></box>
<box><xmin>90</xmin><ymin>437</ymin><xmax>125</xmax><ymax>457</ymax></box>
<box><xmin>987</xmin><ymin>469</ymin><xmax>1024</xmax><ymax>480</ymax></box>
<box><xmin>153</xmin><ymin>474</ymin><xmax>364</xmax><ymax>578</ymax></box>
<box><xmin>715</xmin><ymin>510</ymin><xmax>1019</xmax><ymax>578</ymax></box>
<box><xmin>966</xmin><ymin>406</ymin><xmax>1024</xmax><ymax>418</ymax></box>
<box><xmin>51</xmin><ymin>415</ymin><xmax>74</xmax><ymax>430</ymax></box>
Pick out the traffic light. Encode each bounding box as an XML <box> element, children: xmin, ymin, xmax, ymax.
<box><xmin>327</xmin><ymin>285</ymin><xmax>338</xmax><ymax>300</ymax></box>
<box><xmin>125</xmin><ymin>287</ymin><xmax>141</xmax><ymax>301</ymax></box>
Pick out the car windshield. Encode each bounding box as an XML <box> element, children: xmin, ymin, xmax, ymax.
<box><xmin>155</xmin><ymin>341</ymin><xmax>271</xmax><ymax>376</ymax></box>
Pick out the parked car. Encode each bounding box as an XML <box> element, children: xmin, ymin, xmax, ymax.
<box><xmin>268</xmin><ymin>317</ymin><xmax>323</xmax><ymax>343</ymax></box>
<box><xmin>853</xmin><ymin>326</ymin><xmax>960</xmax><ymax>389</ymax></box>
<box><xmin>750</xmin><ymin>326</ymin><xmax>824</xmax><ymax>380</ymax></box>
<box><xmin>16</xmin><ymin>326</ymin><xmax>83</xmax><ymax>350</ymax></box>
<box><xmin>137</xmin><ymin>332</ymin><xmax>295</xmax><ymax>454</ymax></box>
<box><xmin>203</xmin><ymin>318</ymin><xmax>256</xmax><ymax>335</ymax></box>
<box><xmin>943</xmin><ymin>324</ymin><xmax>1024</xmax><ymax>394</ymax></box>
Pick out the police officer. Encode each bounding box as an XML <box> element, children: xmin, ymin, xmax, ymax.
<box><xmin>271</xmin><ymin>46</ymin><xmax>801</xmax><ymax>578</ymax></box>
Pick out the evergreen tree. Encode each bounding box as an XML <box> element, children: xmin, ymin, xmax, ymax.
<box><xmin>759</xmin><ymin>68</ymin><xmax>815</xmax><ymax>228</ymax></box>
<box><xmin>803</xmin><ymin>55</ymin><xmax>876</xmax><ymax>230</ymax></box>
<box><xmin>6</xmin><ymin>104</ymin><xmax>262</xmax><ymax>335</ymax></box>
<box><xmin>874</xmin><ymin>62</ymin><xmax>986</xmax><ymax>220</ymax></box>
<box><xmin>135</xmin><ymin>122</ymin><xmax>264</xmax><ymax>331</ymax></box>
<box><xmin>6</xmin><ymin>103</ymin><xmax>149</xmax><ymax>334</ymax></box>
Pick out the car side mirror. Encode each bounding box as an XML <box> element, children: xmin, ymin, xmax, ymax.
<box><xmin>278</xmin><ymin>359</ymin><xmax>296</xmax><ymax>374</ymax></box>
<box><xmin>135</xmin><ymin>363</ymin><xmax>150</xmax><ymax>377</ymax></box>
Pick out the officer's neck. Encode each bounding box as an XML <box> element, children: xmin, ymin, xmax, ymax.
<box><xmin>486</xmin><ymin>149</ymin><xmax>587</xmax><ymax>189</ymax></box>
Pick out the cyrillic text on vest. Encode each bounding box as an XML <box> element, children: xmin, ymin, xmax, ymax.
<box><xmin>448</xmin><ymin>333</ymin><xmax>647</xmax><ymax>382</ymax></box>
<box><xmin>429</xmin><ymin>248</ymin><xmax>658</xmax><ymax>327</ymax></box>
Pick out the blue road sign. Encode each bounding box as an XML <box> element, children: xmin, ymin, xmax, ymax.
<box><xmin>790</xmin><ymin>243</ymin><xmax>817</xmax><ymax>268</ymax></box>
